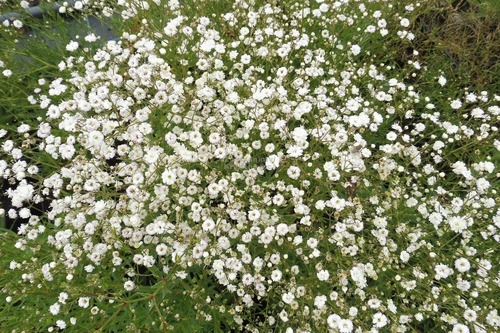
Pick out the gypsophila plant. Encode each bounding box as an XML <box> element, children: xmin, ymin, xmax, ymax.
<box><xmin>1</xmin><ymin>0</ymin><xmax>499</xmax><ymax>332</ymax></box>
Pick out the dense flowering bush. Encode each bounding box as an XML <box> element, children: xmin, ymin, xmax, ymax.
<box><xmin>1</xmin><ymin>0</ymin><xmax>499</xmax><ymax>332</ymax></box>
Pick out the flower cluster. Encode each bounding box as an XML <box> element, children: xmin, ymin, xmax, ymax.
<box><xmin>1</xmin><ymin>0</ymin><xmax>499</xmax><ymax>332</ymax></box>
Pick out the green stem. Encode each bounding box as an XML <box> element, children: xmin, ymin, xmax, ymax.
<box><xmin>96</xmin><ymin>301</ymin><xmax>128</xmax><ymax>333</ymax></box>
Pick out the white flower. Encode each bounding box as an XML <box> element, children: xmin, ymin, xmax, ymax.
<box><xmin>248</xmin><ymin>209</ymin><xmax>261</xmax><ymax>221</ymax></box>
<box><xmin>13</xmin><ymin>20</ymin><xmax>23</xmax><ymax>29</ymax></box>
<box><xmin>464</xmin><ymin>309</ymin><xmax>477</xmax><ymax>322</ymax></box>
<box><xmin>452</xmin><ymin>324</ymin><xmax>470</xmax><ymax>333</ymax></box>
<box><xmin>317</xmin><ymin>269</ymin><xmax>330</xmax><ymax>281</ymax></box>
<box><xmin>276</xmin><ymin>223</ymin><xmax>289</xmax><ymax>236</ymax></box>
<box><xmin>314</xmin><ymin>295</ymin><xmax>327</xmax><ymax>309</ymax></box>
<box><xmin>400</xmin><ymin>18</ymin><xmax>410</xmax><ymax>27</ymax></box>
<box><xmin>338</xmin><ymin>318</ymin><xmax>354</xmax><ymax>333</ymax></box>
<box><xmin>264</xmin><ymin>226</ymin><xmax>276</xmax><ymax>238</ymax></box>
<box><xmin>200</xmin><ymin>38</ymin><xmax>216</xmax><ymax>52</ymax></box>
<box><xmin>327</xmin><ymin>314</ymin><xmax>340</xmax><ymax>328</ymax></box>
<box><xmin>265</xmin><ymin>154</ymin><xmax>280</xmax><ymax>170</ymax></box>
<box><xmin>259</xmin><ymin>233</ymin><xmax>273</xmax><ymax>245</ymax></box>
<box><xmin>438</xmin><ymin>75</ymin><xmax>447</xmax><ymax>86</ymax></box>
<box><xmin>428</xmin><ymin>212</ymin><xmax>443</xmax><ymax>228</ymax></box>
<box><xmin>124</xmin><ymin>280</ymin><xmax>135</xmax><ymax>291</ymax></box>
<box><xmin>156</xmin><ymin>243</ymin><xmax>168</xmax><ymax>256</ymax></box>
<box><xmin>346</xmin><ymin>98</ymin><xmax>360</xmax><ymax>112</ymax></box>
<box><xmin>182</xmin><ymin>26</ymin><xmax>193</xmax><ymax>35</ymax></box>
<box><xmin>207</xmin><ymin>183</ymin><xmax>221</xmax><ymax>196</ymax></box>
<box><xmin>457</xmin><ymin>280</ymin><xmax>471</xmax><ymax>291</ymax></box>
<box><xmin>350</xmin><ymin>44</ymin><xmax>361</xmax><ymax>56</ymax></box>
<box><xmin>315</xmin><ymin>200</ymin><xmax>326</xmax><ymax>210</ymax></box>
<box><xmin>162</xmin><ymin>169</ymin><xmax>177</xmax><ymax>185</ymax></box>
<box><xmin>279</xmin><ymin>310</ymin><xmax>289</xmax><ymax>322</ymax></box>
<box><xmin>386</xmin><ymin>131</ymin><xmax>397</xmax><ymax>141</ymax></box>
<box><xmin>133</xmin><ymin>87</ymin><xmax>147</xmax><ymax>100</ymax></box>
<box><xmin>451</xmin><ymin>161</ymin><xmax>472</xmax><ymax>179</ymax></box>
<box><xmin>276</xmin><ymin>67</ymin><xmax>288</xmax><ymax>77</ymax></box>
<box><xmin>271</xmin><ymin>269</ymin><xmax>282</xmax><ymax>282</ymax></box>
<box><xmin>350</xmin><ymin>266</ymin><xmax>367</xmax><ymax>288</ymax></box>
<box><xmin>242</xmin><ymin>274</ymin><xmax>254</xmax><ymax>285</ymax></box>
<box><xmin>66</xmin><ymin>41</ymin><xmax>79</xmax><ymax>52</ymax></box>
<box><xmin>455</xmin><ymin>258</ymin><xmax>471</xmax><ymax>273</ymax></box>
<box><xmin>434</xmin><ymin>263</ymin><xmax>453</xmax><ymax>279</ymax></box>
<box><xmin>241</xmin><ymin>54</ymin><xmax>251</xmax><ymax>64</ymax></box>
<box><xmin>287</xmin><ymin>145</ymin><xmax>303</xmax><ymax>157</ymax></box>
<box><xmin>291</xmin><ymin>126</ymin><xmax>308</xmax><ymax>143</ymax></box>
<box><xmin>282</xmin><ymin>292</ymin><xmax>294</xmax><ymax>304</ymax></box>
<box><xmin>373</xmin><ymin>312</ymin><xmax>387</xmax><ymax>328</ymax></box>
<box><xmin>202</xmin><ymin>218</ymin><xmax>216</xmax><ymax>231</ymax></box>
<box><xmin>56</xmin><ymin>320</ymin><xmax>66</xmax><ymax>329</ymax></box>
<box><xmin>85</xmin><ymin>33</ymin><xmax>97</xmax><ymax>42</ymax></box>
<box><xmin>307</xmin><ymin>238</ymin><xmax>318</xmax><ymax>248</ymax></box>
<box><xmin>78</xmin><ymin>297</ymin><xmax>90</xmax><ymax>308</ymax></box>
<box><xmin>476</xmin><ymin>177</ymin><xmax>490</xmax><ymax>192</ymax></box>
<box><xmin>294</xmin><ymin>101</ymin><xmax>312</xmax><ymax>119</ymax></box>
<box><xmin>433</xmin><ymin>140</ymin><xmax>445</xmax><ymax>151</ymax></box>
<box><xmin>163</xmin><ymin>24</ymin><xmax>178</xmax><ymax>36</ymax></box>
<box><xmin>400</xmin><ymin>251</ymin><xmax>410</xmax><ymax>263</ymax></box>
<box><xmin>58</xmin><ymin>292</ymin><xmax>68</xmax><ymax>304</ymax></box>
<box><xmin>287</xmin><ymin>166</ymin><xmax>301</xmax><ymax>179</ymax></box>
<box><xmin>49</xmin><ymin>303</ymin><xmax>60</xmax><ymax>315</ymax></box>
<box><xmin>448</xmin><ymin>216</ymin><xmax>468</xmax><ymax>233</ymax></box>
<box><xmin>450</xmin><ymin>99</ymin><xmax>463</xmax><ymax>109</ymax></box>
<box><xmin>218</xmin><ymin>236</ymin><xmax>231</xmax><ymax>249</ymax></box>
<box><xmin>143</xmin><ymin>255</ymin><xmax>155</xmax><ymax>268</ymax></box>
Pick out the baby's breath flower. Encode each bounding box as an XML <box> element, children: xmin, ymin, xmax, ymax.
<box><xmin>350</xmin><ymin>44</ymin><xmax>361</xmax><ymax>56</ymax></box>
<box><xmin>66</xmin><ymin>41</ymin><xmax>79</xmax><ymax>52</ymax></box>
<box><xmin>450</xmin><ymin>100</ymin><xmax>463</xmax><ymax>109</ymax></box>
<box><xmin>1</xmin><ymin>1</ymin><xmax>498</xmax><ymax>332</ymax></box>
<box><xmin>124</xmin><ymin>280</ymin><xmax>135</xmax><ymax>291</ymax></box>
<box><xmin>78</xmin><ymin>297</ymin><xmax>90</xmax><ymax>309</ymax></box>
<box><xmin>56</xmin><ymin>320</ymin><xmax>66</xmax><ymax>330</ymax></box>
<box><xmin>49</xmin><ymin>303</ymin><xmax>60</xmax><ymax>315</ymax></box>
